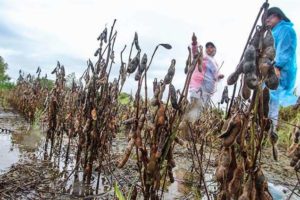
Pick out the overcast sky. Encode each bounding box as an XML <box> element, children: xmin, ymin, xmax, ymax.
<box><xmin>0</xmin><ymin>0</ymin><xmax>299</xmax><ymax>101</ymax></box>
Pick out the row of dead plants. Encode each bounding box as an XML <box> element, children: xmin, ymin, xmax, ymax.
<box><xmin>7</xmin><ymin>67</ymin><xmax>48</xmax><ymax>124</ymax></box>
<box><xmin>4</xmin><ymin>19</ymin><xmax>180</xmax><ymax>199</ymax></box>
<box><xmin>5</xmin><ymin>17</ymin><xmax>223</xmax><ymax>198</ymax></box>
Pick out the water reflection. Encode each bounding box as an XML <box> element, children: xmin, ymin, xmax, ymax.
<box><xmin>0</xmin><ymin>134</ymin><xmax>20</xmax><ymax>173</ymax></box>
<box><xmin>0</xmin><ymin>109</ymin><xmax>42</xmax><ymax>173</ymax></box>
<box><xmin>11</xmin><ymin>127</ymin><xmax>43</xmax><ymax>153</ymax></box>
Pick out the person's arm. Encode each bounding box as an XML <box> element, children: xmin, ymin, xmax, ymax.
<box><xmin>275</xmin><ymin>26</ymin><xmax>297</xmax><ymax>70</ymax></box>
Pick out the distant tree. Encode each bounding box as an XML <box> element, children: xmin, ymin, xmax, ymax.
<box><xmin>66</xmin><ymin>72</ymin><xmax>78</xmax><ymax>89</ymax></box>
<box><xmin>40</xmin><ymin>77</ymin><xmax>54</xmax><ymax>89</ymax></box>
<box><xmin>0</xmin><ymin>56</ymin><xmax>10</xmax><ymax>83</ymax></box>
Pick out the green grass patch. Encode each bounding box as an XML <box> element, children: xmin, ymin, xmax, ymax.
<box><xmin>118</xmin><ymin>92</ymin><xmax>132</xmax><ymax>105</ymax></box>
<box><xmin>277</xmin><ymin>106</ymin><xmax>300</xmax><ymax>148</ymax></box>
<box><xmin>0</xmin><ymin>82</ymin><xmax>15</xmax><ymax>90</ymax></box>
<box><xmin>0</xmin><ymin>82</ymin><xmax>15</xmax><ymax>109</ymax></box>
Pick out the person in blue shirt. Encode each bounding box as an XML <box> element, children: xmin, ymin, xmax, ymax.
<box><xmin>266</xmin><ymin>7</ymin><xmax>298</xmax><ymax>128</ymax></box>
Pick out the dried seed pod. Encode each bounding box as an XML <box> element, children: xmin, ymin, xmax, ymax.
<box><xmin>139</xmin><ymin>53</ymin><xmax>147</xmax><ymax>73</ymax></box>
<box><xmin>93</xmin><ymin>48</ymin><xmax>99</xmax><ymax>57</ymax></box>
<box><xmin>97</xmin><ymin>27</ymin><xmax>107</xmax><ymax>42</ymax></box>
<box><xmin>122</xmin><ymin>117</ymin><xmax>136</xmax><ymax>125</ymax></box>
<box><xmin>242</xmin><ymin>78</ymin><xmax>251</xmax><ymax>100</ymax></box>
<box><xmin>244</xmin><ymin>157</ymin><xmax>252</xmax><ymax>171</ymax></box>
<box><xmin>174</xmin><ymin>136</ymin><xmax>185</xmax><ymax>146</ymax></box>
<box><xmin>221</xmin><ymin>86</ymin><xmax>229</xmax><ymax>104</ymax></box>
<box><xmin>134</xmin><ymin>71</ymin><xmax>142</xmax><ymax>81</ymax></box>
<box><xmin>262</xmin><ymin>46</ymin><xmax>275</xmax><ymax>60</ymax></box>
<box><xmin>217</xmin><ymin>191</ymin><xmax>227</xmax><ymax>200</ymax></box>
<box><xmin>244</xmin><ymin>45</ymin><xmax>256</xmax><ymax>62</ymax></box>
<box><xmin>134</xmin><ymin>32</ymin><xmax>141</xmax><ymax>51</ymax></box>
<box><xmin>151</xmin><ymin>85</ymin><xmax>160</xmax><ymax>106</ymax></box>
<box><xmin>219</xmin><ymin>114</ymin><xmax>243</xmax><ymax>147</ymax></box>
<box><xmin>36</xmin><ymin>66</ymin><xmax>41</xmax><ymax>74</ymax></box>
<box><xmin>242</xmin><ymin>61</ymin><xmax>256</xmax><ymax>74</ymax></box>
<box><xmin>250</xmin><ymin>28</ymin><xmax>261</xmax><ymax>48</ymax></box>
<box><xmin>135</xmin><ymin>132</ymin><xmax>143</xmax><ymax>148</ymax></box>
<box><xmin>192</xmin><ymin>32</ymin><xmax>197</xmax><ymax>44</ymax></box>
<box><xmin>265</xmin><ymin>66</ymin><xmax>279</xmax><ymax>90</ymax></box>
<box><xmin>269</xmin><ymin>128</ymin><xmax>279</xmax><ymax>161</ymax></box>
<box><xmin>263</xmin><ymin>29</ymin><xmax>274</xmax><ymax>48</ymax></box>
<box><xmin>156</xmin><ymin>104</ymin><xmax>166</xmax><ymax>126</ymax></box>
<box><xmin>163</xmin><ymin>74</ymin><xmax>172</xmax><ymax>84</ymax></box>
<box><xmin>216</xmin><ymin>148</ymin><xmax>231</xmax><ymax>183</ymax></box>
<box><xmin>163</xmin><ymin>59</ymin><xmax>176</xmax><ymax>84</ymax></box>
<box><xmin>229</xmin><ymin>162</ymin><xmax>244</xmax><ymax>196</ymax></box>
<box><xmin>223</xmin><ymin>126</ymin><xmax>241</xmax><ymax>147</ymax></box>
<box><xmin>83</xmin><ymin>119</ymin><xmax>91</xmax><ymax>133</ymax></box>
<box><xmin>168</xmin><ymin>167</ymin><xmax>175</xmax><ymax>183</ymax></box>
<box><xmin>290</xmin><ymin>156</ymin><xmax>299</xmax><ymax>167</ymax></box>
<box><xmin>120</xmin><ymin>63</ymin><xmax>127</xmax><ymax>84</ymax></box>
<box><xmin>269</xmin><ymin>130</ymin><xmax>279</xmax><ymax>145</ymax></box>
<box><xmin>262</xmin><ymin>87</ymin><xmax>270</xmax><ymax>118</ymax></box>
<box><xmin>151</xmin><ymin>98</ymin><xmax>159</xmax><ymax>106</ymax></box>
<box><xmin>245</xmin><ymin>72</ymin><xmax>258</xmax><ymax>89</ymax></box>
<box><xmin>118</xmin><ymin>138</ymin><xmax>135</xmax><ymax>168</ymax></box>
<box><xmin>287</xmin><ymin>143</ymin><xmax>299</xmax><ymax>157</ymax></box>
<box><xmin>185</xmin><ymin>47</ymin><xmax>192</xmax><ymax>74</ymax></box>
<box><xmin>74</xmin><ymin>118</ymin><xmax>80</xmax><ymax>132</ymax></box>
<box><xmin>197</xmin><ymin>60</ymin><xmax>202</xmax><ymax>73</ymax></box>
<box><xmin>91</xmin><ymin>108</ymin><xmax>97</xmax><ymax>120</ymax></box>
<box><xmin>290</xmin><ymin>146</ymin><xmax>300</xmax><ymax>166</ymax></box>
<box><xmin>155</xmin><ymin>148</ymin><xmax>162</xmax><ymax>159</ymax></box>
<box><xmin>127</xmin><ymin>52</ymin><xmax>140</xmax><ymax>74</ymax></box>
<box><xmin>184</xmin><ymin>59</ymin><xmax>189</xmax><ymax>74</ymax></box>
<box><xmin>191</xmin><ymin>56</ymin><xmax>200</xmax><ymax>72</ymax></box>
<box><xmin>158</xmin><ymin>82</ymin><xmax>166</xmax><ymax>101</ymax></box>
<box><xmin>238</xmin><ymin>179</ymin><xmax>253</xmax><ymax>200</ymax></box>
<box><xmin>227</xmin><ymin>71</ymin><xmax>240</xmax><ymax>85</ymax></box>
<box><xmin>272</xmin><ymin>144</ymin><xmax>278</xmax><ymax>161</ymax></box>
<box><xmin>254</xmin><ymin>168</ymin><xmax>267</xmax><ymax>191</ymax></box>
<box><xmin>152</xmin><ymin>78</ymin><xmax>159</xmax><ymax>94</ymax></box>
<box><xmin>294</xmin><ymin>129</ymin><xmax>300</xmax><ymax>143</ymax></box>
<box><xmin>294</xmin><ymin>144</ymin><xmax>300</xmax><ymax>159</ymax></box>
<box><xmin>219</xmin><ymin>147</ymin><xmax>232</xmax><ymax>167</ymax></box>
<box><xmin>169</xmin><ymin>84</ymin><xmax>179</xmax><ymax>110</ymax></box>
<box><xmin>146</xmin><ymin>155</ymin><xmax>157</xmax><ymax>175</ymax></box>
<box><xmin>259</xmin><ymin>58</ymin><xmax>272</xmax><ymax>77</ymax></box>
<box><xmin>154</xmin><ymin>86</ymin><xmax>160</xmax><ymax>98</ymax></box>
<box><xmin>167</xmin><ymin>59</ymin><xmax>176</xmax><ymax>76</ymax></box>
<box><xmin>227</xmin><ymin>62</ymin><xmax>243</xmax><ymax>85</ymax></box>
<box><xmin>216</xmin><ymin>165</ymin><xmax>227</xmax><ymax>183</ymax></box>
<box><xmin>196</xmin><ymin>46</ymin><xmax>203</xmax><ymax>72</ymax></box>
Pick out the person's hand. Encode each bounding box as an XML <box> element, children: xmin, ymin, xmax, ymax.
<box><xmin>218</xmin><ymin>74</ymin><xmax>224</xmax><ymax>80</ymax></box>
<box><xmin>274</xmin><ymin>67</ymin><xmax>280</xmax><ymax>77</ymax></box>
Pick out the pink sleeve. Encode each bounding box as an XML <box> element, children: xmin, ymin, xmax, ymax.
<box><xmin>189</xmin><ymin>61</ymin><xmax>207</xmax><ymax>90</ymax></box>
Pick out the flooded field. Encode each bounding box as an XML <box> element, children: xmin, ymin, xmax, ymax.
<box><xmin>0</xmin><ymin>107</ymin><xmax>299</xmax><ymax>199</ymax></box>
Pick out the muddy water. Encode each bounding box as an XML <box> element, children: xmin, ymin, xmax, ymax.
<box><xmin>0</xmin><ymin>108</ymin><xmax>43</xmax><ymax>173</ymax></box>
<box><xmin>0</xmin><ymin>134</ymin><xmax>20</xmax><ymax>173</ymax></box>
<box><xmin>0</xmin><ymin>108</ymin><xmax>299</xmax><ymax>199</ymax></box>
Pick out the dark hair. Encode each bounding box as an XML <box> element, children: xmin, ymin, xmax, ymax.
<box><xmin>205</xmin><ymin>42</ymin><xmax>216</xmax><ymax>48</ymax></box>
<box><xmin>267</xmin><ymin>7</ymin><xmax>290</xmax><ymax>22</ymax></box>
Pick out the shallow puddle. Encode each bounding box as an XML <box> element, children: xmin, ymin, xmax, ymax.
<box><xmin>0</xmin><ymin>108</ymin><xmax>42</xmax><ymax>173</ymax></box>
